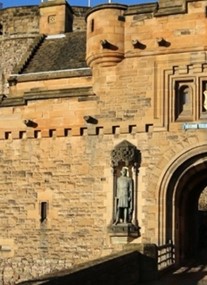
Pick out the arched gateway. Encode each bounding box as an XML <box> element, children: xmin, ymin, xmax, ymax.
<box><xmin>158</xmin><ymin>144</ymin><xmax>207</xmax><ymax>264</ymax></box>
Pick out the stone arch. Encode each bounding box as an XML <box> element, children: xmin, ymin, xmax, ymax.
<box><xmin>157</xmin><ymin>144</ymin><xmax>207</xmax><ymax>263</ymax></box>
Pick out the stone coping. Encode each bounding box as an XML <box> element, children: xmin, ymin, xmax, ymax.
<box><xmin>9</xmin><ymin>68</ymin><xmax>92</xmax><ymax>84</ymax></box>
<box><xmin>85</xmin><ymin>3</ymin><xmax>128</xmax><ymax>20</ymax></box>
<box><xmin>0</xmin><ymin>86</ymin><xmax>94</xmax><ymax>107</ymax></box>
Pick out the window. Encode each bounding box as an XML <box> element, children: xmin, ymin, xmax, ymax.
<box><xmin>0</xmin><ymin>23</ymin><xmax>3</xmax><ymax>35</ymax></box>
<box><xmin>40</xmin><ymin>202</ymin><xmax>48</xmax><ymax>223</ymax></box>
<box><xmin>91</xmin><ymin>19</ymin><xmax>94</xmax><ymax>32</ymax></box>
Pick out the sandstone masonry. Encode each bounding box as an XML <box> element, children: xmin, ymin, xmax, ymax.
<box><xmin>0</xmin><ymin>0</ymin><xmax>207</xmax><ymax>283</ymax></box>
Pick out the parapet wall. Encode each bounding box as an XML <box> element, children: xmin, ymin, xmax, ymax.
<box><xmin>72</xmin><ymin>6</ymin><xmax>88</xmax><ymax>31</ymax></box>
<box><xmin>0</xmin><ymin>6</ymin><xmax>39</xmax><ymax>35</ymax></box>
<box><xmin>3</xmin><ymin>245</ymin><xmax>158</xmax><ymax>284</ymax></box>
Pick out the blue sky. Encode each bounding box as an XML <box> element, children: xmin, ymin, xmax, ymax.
<box><xmin>1</xmin><ymin>0</ymin><xmax>156</xmax><ymax>8</ymax></box>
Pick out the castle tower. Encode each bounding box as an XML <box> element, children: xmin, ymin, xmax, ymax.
<box><xmin>86</xmin><ymin>4</ymin><xmax>127</xmax><ymax>68</ymax></box>
<box><xmin>39</xmin><ymin>0</ymin><xmax>73</xmax><ymax>35</ymax></box>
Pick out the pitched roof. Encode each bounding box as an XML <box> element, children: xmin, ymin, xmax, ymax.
<box><xmin>21</xmin><ymin>31</ymin><xmax>87</xmax><ymax>74</ymax></box>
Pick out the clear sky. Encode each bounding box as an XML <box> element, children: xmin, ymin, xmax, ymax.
<box><xmin>1</xmin><ymin>0</ymin><xmax>156</xmax><ymax>8</ymax></box>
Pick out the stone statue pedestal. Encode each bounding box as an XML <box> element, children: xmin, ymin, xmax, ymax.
<box><xmin>109</xmin><ymin>223</ymin><xmax>140</xmax><ymax>238</ymax></box>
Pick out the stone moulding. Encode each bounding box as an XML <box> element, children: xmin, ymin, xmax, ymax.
<box><xmin>124</xmin><ymin>3</ymin><xmax>158</xmax><ymax>16</ymax></box>
<box><xmin>8</xmin><ymin>68</ymin><xmax>92</xmax><ymax>84</ymax></box>
<box><xmin>85</xmin><ymin>3</ymin><xmax>128</xmax><ymax>20</ymax></box>
<box><xmin>0</xmin><ymin>86</ymin><xmax>95</xmax><ymax>107</ymax></box>
<box><xmin>110</xmin><ymin>223</ymin><xmax>140</xmax><ymax>238</ymax></box>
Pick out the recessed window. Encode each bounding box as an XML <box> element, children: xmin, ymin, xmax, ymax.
<box><xmin>91</xmin><ymin>19</ymin><xmax>94</xmax><ymax>32</ymax></box>
<box><xmin>40</xmin><ymin>202</ymin><xmax>47</xmax><ymax>223</ymax></box>
<box><xmin>0</xmin><ymin>23</ymin><xmax>3</xmax><ymax>35</ymax></box>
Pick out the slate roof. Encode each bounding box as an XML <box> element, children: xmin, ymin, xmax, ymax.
<box><xmin>21</xmin><ymin>31</ymin><xmax>87</xmax><ymax>74</ymax></box>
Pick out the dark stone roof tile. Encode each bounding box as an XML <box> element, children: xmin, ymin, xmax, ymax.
<box><xmin>22</xmin><ymin>31</ymin><xmax>87</xmax><ymax>74</ymax></box>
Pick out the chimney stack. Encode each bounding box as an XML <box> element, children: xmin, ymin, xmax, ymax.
<box><xmin>39</xmin><ymin>0</ymin><xmax>73</xmax><ymax>35</ymax></box>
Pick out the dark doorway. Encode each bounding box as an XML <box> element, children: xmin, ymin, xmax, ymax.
<box><xmin>175</xmin><ymin>173</ymin><xmax>207</xmax><ymax>264</ymax></box>
<box><xmin>198</xmin><ymin>211</ymin><xmax>207</xmax><ymax>250</ymax></box>
<box><xmin>163</xmin><ymin>151</ymin><xmax>207</xmax><ymax>265</ymax></box>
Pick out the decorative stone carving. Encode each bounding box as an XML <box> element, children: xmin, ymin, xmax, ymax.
<box><xmin>109</xmin><ymin>140</ymin><xmax>141</xmax><ymax>238</ymax></box>
<box><xmin>111</xmin><ymin>140</ymin><xmax>139</xmax><ymax>167</ymax></box>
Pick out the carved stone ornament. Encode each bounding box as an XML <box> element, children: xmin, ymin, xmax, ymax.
<box><xmin>111</xmin><ymin>140</ymin><xmax>139</xmax><ymax>167</ymax></box>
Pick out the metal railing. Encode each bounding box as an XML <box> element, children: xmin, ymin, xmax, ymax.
<box><xmin>157</xmin><ymin>241</ymin><xmax>175</xmax><ymax>270</ymax></box>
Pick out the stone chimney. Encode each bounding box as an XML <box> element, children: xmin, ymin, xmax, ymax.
<box><xmin>39</xmin><ymin>0</ymin><xmax>73</xmax><ymax>35</ymax></box>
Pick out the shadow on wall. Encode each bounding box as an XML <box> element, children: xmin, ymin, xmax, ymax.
<box><xmin>17</xmin><ymin>248</ymin><xmax>158</xmax><ymax>285</ymax></box>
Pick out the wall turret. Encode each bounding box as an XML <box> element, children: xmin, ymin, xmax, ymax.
<box><xmin>86</xmin><ymin>4</ymin><xmax>127</xmax><ymax>68</ymax></box>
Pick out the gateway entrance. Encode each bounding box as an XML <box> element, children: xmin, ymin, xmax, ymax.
<box><xmin>159</xmin><ymin>146</ymin><xmax>207</xmax><ymax>264</ymax></box>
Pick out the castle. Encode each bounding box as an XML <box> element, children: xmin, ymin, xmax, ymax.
<box><xmin>1</xmin><ymin>0</ymin><xmax>207</xmax><ymax>283</ymax></box>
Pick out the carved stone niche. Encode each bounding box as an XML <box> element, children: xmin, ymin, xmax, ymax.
<box><xmin>175</xmin><ymin>80</ymin><xmax>194</xmax><ymax>121</ymax></box>
<box><xmin>108</xmin><ymin>140</ymin><xmax>141</xmax><ymax>238</ymax></box>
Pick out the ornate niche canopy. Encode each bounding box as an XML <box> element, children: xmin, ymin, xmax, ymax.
<box><xmin>111</xmin><ymin>140</ymin><xmax>140</xmax><ymax>168</ymax></box>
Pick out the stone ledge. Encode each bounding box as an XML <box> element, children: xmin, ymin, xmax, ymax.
<box><xmin>9</xmin><ymin>68</ymin><xmax>92</xmax><ymax>84</ymax></box>
<box><xmin>0</xmin><ymin>86</ymin><xmax>95</xmax><ymax>107</ymax></box>
<box><xmin>155</xmin><ymin>5</ymin><xmax>185</xmax><ymax>17</ymax></box>
<box><xmin>124</xmin><ymin>3</ymin><xmax>158</xmax><ymax>16</ymax></box>
<box><xmin>109</xmin><ymin>223</ymin><xmax>140</xmax><ymax>238</ymax></box>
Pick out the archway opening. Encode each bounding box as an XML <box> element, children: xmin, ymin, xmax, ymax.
<box><xmin>175</xmin><ymin>169</ymin><xmax>207</xmax><ymax>263</ymax></box>
<box><xmin>160</xmin><ymin>148</ymin><xmax>207</xmax><ymax>265</ymax></box>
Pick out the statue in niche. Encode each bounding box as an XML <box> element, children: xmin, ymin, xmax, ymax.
<box><xmin>110</xmin><ymin>140</ymin><xmax>141</xmax><ymax>237</ymax></box>
<box><xmin>114</xmin><ymin>167</ymin><xmax>133</xmax><ymax>225</ymax></box>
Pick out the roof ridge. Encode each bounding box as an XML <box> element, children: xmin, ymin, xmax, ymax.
<box><xmin>13</xmin><ymin>34</ymin><xmax>46</xmax><ymax>75</ymax></box>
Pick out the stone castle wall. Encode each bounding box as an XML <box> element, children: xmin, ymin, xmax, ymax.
<box><xmin>0</xmin><ymin>93</ymin><xmax>205</xmax><ymax>284</ymax></box>
<box><xmin>72</xmin><ymin>6</ymin><xmax>88</xmax><ymax>31</ymax></box>
<box><xmin>0</xmin><ymin>0</ymin><xmax>207</xmax><ymax>283</ymax></box>
<box><xmin>0</xmin><ymin>6</ymin><xmax>40</xmax><ymax>95</ymax></box>
<box><xmin>0</xmin><ymin>6</ymin><xmax>39</xmax><ymax>35</ymax></box>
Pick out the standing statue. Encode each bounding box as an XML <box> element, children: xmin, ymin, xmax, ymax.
<box><xmin>114</xmin><ymin>167</ymin><xmax>133</xmax><ymax>224</ymax></box>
